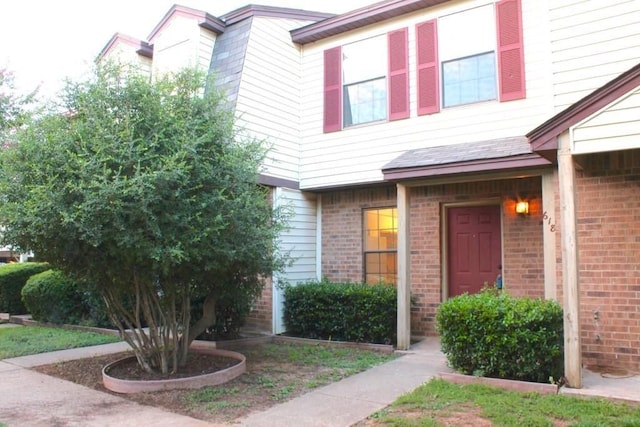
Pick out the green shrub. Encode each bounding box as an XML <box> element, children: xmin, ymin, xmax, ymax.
<box><xmin>283</xmin><ymin>280</ymin><xmax>397</xmax><ymax>344</ymax></box>
<box><xmin>436</xmin><ymin>290</ymin><xmax>564</xmax><ymax>383</ymax></box>
<box><xmin>0</xmin><ymin>262</ymin><xmax>50</xmax><ymax>314</ymax></box>
<box><xmin>22</xmin><ymin>270</ymin><xmax>87</xmax><ymax>324</ymax></box>
<box><xmin>191</xmin><ymin>289</ymin><xmax>253</xmax><ymax>341</ymax></box>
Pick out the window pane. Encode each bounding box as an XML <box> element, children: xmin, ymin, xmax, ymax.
<box><xmin>344</xmin><ymin>78</ymin><xmax>387</xmax><ymax>127</ymax></box>
<box><xmin>442</xmin><ymin>52</ymin><xmax>496</xmax><ymax>107</ymax></box>
<box><xmin>364</xmin><ymin>208</ymin><xmax>398</xmax><ymax>285</ymax></box>
<box><xmin>439</xmin><ymin>4</ymin><xmax>495</xmax><ymax>61</ymax></box>
<box><xmin>364</xmin><ymin>253</ymin><xmax>397</xmax><ymax>285</ymax></box>
<box><xmin>343</xmin><ymin>35</ymin><xmax>386</xmax><ymax>84</ymax></box>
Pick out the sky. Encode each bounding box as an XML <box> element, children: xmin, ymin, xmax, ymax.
<box><xmin>0</xmin><ymin>0</ymin><xmax>373</xmax><ymax>100</ymax></box>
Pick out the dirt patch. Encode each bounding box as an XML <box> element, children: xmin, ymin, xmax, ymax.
<box><xmin>33</xmin><ymin>342</ymin><xmax>386</xmax><ymax>425</ymax></box>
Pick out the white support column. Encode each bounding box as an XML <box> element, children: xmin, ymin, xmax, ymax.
<box><xmin>397</xmin><ymin>184</ymin><xmax>411</xmax><ymax>350</ymax></box>
<box><xmin>557</xmin><ymin>131</ymin><xmax>582</xmax><ymax>388</ymax></box>
<box><xmin>542</xmin><ymin>170</ymin><xmax>557</xmax><ymax>301</ymax></box>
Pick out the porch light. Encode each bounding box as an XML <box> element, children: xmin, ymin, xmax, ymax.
<box><xmin>515</xmin><ymin>200</ymin><xmax>529</xmax><ymax>215</ymax></box>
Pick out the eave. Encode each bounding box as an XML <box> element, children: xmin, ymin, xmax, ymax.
<box><xmin>291</xmin><ymin>0</ymin><xmax>451</xmax><ymax>44</ymax></box>
<box><xmin>96</xmin><ymin>33</ymin><xmax>153</xmax><ymax>62</ymax></box>
<box><xmin>222</xmin><ymin>5</ymin><xmax>334</xmax><ymax>26</ymax></box>
<box><xmin>148</xmin><ymin>4</ymin><xmax>226</xmax><ymax>42</ymax></box>
<box><xmin>383</xmin><ymin>153</ymin><xmax>551</xmax><ymax>181</ymax></box>
<box><xmin>527</xmin><ymin>62</ymin><xmax>640</xmax><ymax>154</ymax></box>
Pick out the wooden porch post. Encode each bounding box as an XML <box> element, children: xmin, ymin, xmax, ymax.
<box><xmin>557</xmin><ymin>131</ymin><xmax>582</xmax><ymax>388</ymax></box>
<box><xmin>542</xmin><ymin>170</ymin><xmax>557</xmax><ymax>301</ymax></box>
<box><xmin>397</xmin><ymin>183</ymin><xmax>411</xmax><ymax>350</ymax></box>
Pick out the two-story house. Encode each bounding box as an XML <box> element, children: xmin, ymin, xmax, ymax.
<box><xmin>99</xmin><ymin>0</ymin><xmax>640</xmax><ymax>387</ymax></box>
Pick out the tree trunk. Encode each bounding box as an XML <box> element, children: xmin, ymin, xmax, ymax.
<box><xmin>188</xmin><ymin>292</ymin><xmax>217</xmax><ymax>346</ymax></box>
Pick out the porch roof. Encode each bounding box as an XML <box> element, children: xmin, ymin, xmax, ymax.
<box><xmin>527</xmin><ymin>62</ymin><xmax>640</xmax><ymax>158</ymax></box>
<box><xmin>382</xmin><ymin>136</ymin><xmax>551</xmax><ymax>181</ymax></box>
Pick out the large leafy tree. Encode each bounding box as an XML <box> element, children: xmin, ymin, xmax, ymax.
<box><xmin>1</xmin><ymin>68</ymin><xmax>36</xmax><ymax>147</ymax></box>
<box><xmin>0</xmin><ymin>66</ymin><xmax>288</xmax><ymax>374</ymax></box>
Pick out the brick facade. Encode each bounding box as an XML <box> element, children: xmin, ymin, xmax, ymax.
<box><xmin>321</xmin><ymin>177</ymin><xmax>544</xmax><ymax>338</ymax></box>
<box><xmin>575</xmin><ymin>149</ymin><xmax>640</xmax><ymax>371</ymax></box>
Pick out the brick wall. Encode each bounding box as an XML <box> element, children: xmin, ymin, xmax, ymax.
<box><xmin>321</xmin><ymin>177</ymin><xmax>545</xmax><ymax>338</ymax></box>
<box><xmin>575</xmin><ymin>150</ymin><xmax>640</xmax><ymax>371</ymax></box>
<box><xmin>245</xmin><ymin>187</ymin><xmax>274</xmax><ymax>334</ymax></box>
<box><xmin>244</xmin><ymin>276</ymin><xmax>273</xmax><ymax>333</ymax></box>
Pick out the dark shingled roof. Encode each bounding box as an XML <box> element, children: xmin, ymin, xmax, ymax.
<box><xmin>382</xmin><ymin>136</ymin><xmax>551</xmax><ymax>181</ymax></box>
<box><xmin>383</xmin><ymin>136</ymin><xmax>532</xmax><ymax>170</ymax></box>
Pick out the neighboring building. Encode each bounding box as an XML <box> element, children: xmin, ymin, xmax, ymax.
<box><xmin>98</xmin><ymin>1</ymin><xmax>640</xmax><ymax>386</ymax></box>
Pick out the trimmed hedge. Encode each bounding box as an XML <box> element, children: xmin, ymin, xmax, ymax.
<box><xmin>436</xmin><ymin>290</ymin><xmax>564</xmax><ymax>383</ymax></box>
<box><xmin>0</xmin><ymin>262</ymin><xmax>50</xmax><ymax>314</ymax></box>
<box><xmin>22</xmin><ymin>270</ymin><xmax>86</xmax><ymax>325</ymax></box>
<box><xmin>283</xmin><ymin>280</ymin><xmax>396</xmax><ymax>344</ymax></box>
<box><xmin>21</xmin><ymin>270</ymin><xmax>111</xmax><ymax>327</ymax></box>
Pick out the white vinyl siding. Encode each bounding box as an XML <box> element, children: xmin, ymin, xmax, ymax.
<box><xmin>272</xmin><ymin>188</ymin><xmax>318</xmax><ymax>333</ymax></box>
<box><xmin>571</xmin><ymin>86</ymin><xmax>640</xmax><ymax>155</ymax></box>
<box><xmin>275</xmin><ymin>188</ymin><xmax>318</xmax><ymax>283</ymax></box>
<box><xmin>299</xmin><ymin>0</ymin><xmax>552</xmax><ymax>189</ymax></box>
<box><xmin>550</xmin><ymin>0</ymin><xmax>640</xmax><ymax>111</ymax></box>
<box><xmin>151</xmin><ymin>16</ymin><xmax>217</xmax><ymax>76</ymax></box>
<box><xmin>234</xmin><ymin>17</ymin><xmax>315</xmax><ymax>182</ymax></box>
<box><xmin>99</xmin><ymin>41</ymin><xmax>152</xmax><ymax>76</ymax></box>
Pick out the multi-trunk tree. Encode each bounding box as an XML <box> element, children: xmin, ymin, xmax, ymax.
<box><xmin>0</xmin><ymin>66</ymin><xmax>289</xmax><ymax>374</ymax></box>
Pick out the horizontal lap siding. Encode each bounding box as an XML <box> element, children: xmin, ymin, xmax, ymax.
<box><xmin>235</xmin><ymin>17</ymin><xmax>314</xmax><ymax>183</ymax></box>
<box><xmin>197</xmin><ymin>28</ymin><xmax>216</xmax><ymax>71</ymax></box>
<box><xmin>151</xmin><ymin>16</ymin><xmax>201</xmax><ymax>75</ymax></box>
<box><xmin>278</xmin><ymin>189</ymin><xmax>318</xmax><ymax>282</ymax></box>
<box><xmin>247</xmin><ymin>188</ymin><xmax>318</xmax><ymax>331</ymax></box>
<box><xmin>299</xmin><ymin>0</ymin><xmax>552</xmax><ymax>190</ymax></box>
<box><xmin>572</xmin><ymin>88</ymin><xmax>640</xmax><ymax>154</ymax></box>
<box><xmin>550</xmin><ymin>0</ymin><xmax>640</xmax><ymax>111</ymax></box>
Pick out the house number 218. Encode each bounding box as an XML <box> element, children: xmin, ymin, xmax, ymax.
<box><xmin>543</xmin><ymin>211</ymin><xmax>556</xmax><ymax>232</ymax></box>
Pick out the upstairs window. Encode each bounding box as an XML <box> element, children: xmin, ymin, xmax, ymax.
<box><xmin>416</xmin><ymin>0</ymin><xmax>525</xmax><ymax>115</ymax></box>
<box><xmin>363</xmin><ymin>207</ymin><xmax>398</xmax><ymax>285</ymax></box>
<box><xmin>343</xmin><ymin>36</ymin><xmax>387</xmax><ymax>127</ymax></box>
<box><xmin>324</xmin><ymin>29</ymin><xmax>409</xmax><ymax>133</ymax></box>
<box><xmin>439</xmin><ymin>4</ymin><xmax>497</xmax><ymax>107</ymax></box>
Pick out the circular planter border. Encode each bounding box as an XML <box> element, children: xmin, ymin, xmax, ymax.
<box><xmin>102</xmin><ymin>347</ymin><xmax>246</xmax><ymax>394</ymax></box>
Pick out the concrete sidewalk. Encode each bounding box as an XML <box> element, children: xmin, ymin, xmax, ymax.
<box><xmin>1</xmin><ymin>324</ymin><xmax>639</xmax><ymax>427</ymax></box>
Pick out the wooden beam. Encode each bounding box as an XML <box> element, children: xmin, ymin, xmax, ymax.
<box><xmin>557</xmin><ymin>131</ymin><xmax>582</xmax><ymax>388</ymax></box>
<box><xmin>397</xmin><ymin>183</ymin><xmax>411</xmax><ymax>350</ymax></box>
<box><xmin>542</xmin><ymin>170</ymin><xmax>557</xmax><ymax>301</ymax></box>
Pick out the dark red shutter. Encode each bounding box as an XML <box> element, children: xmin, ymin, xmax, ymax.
<box><xmin>388</xmin><ymin>28</ymin><xmax>409</xmax><ymax>121</ymax></box>
<box><xmin>416</xmin><ymin>20</ymin><xmax>439</xmax><ymax>115</ymax></box>
<box><xmin>496</xmin><ymin>0</ymin><xmax>525</xmax><ymax>101</ymax></box>
<box><xmin>323</xmin><ymin>46</ymin><xmax>342</xmax><ymax>133</ymax></box>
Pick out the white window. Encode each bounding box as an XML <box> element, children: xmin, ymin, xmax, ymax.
<box><xmin>342</xmin><ymin>35</ymin><xmax>387</xmax><ymax>127</ymax></box>
<box><xmin>439</xmin><ymin>5</ymin><xmax>497</xmax><ymax>107</ymax></box>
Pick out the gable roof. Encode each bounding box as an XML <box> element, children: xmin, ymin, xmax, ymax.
<box><xmin>291</xmin><ymin>0</ymin><xmax>451</xmax><ymax>44</ymax></box>
<box><xmin>527</xmin><ymin>62</ymin><xmax>640</xmax><ymax>157</ymax></box>
<box><xmin>382</xmin><ymin>136</ymin><xmax>550</xmax><ymax>181</ymax></box>
<box><xmin>221</xmin><ymin>5</ymin><xmax>334</xmax><ymax>25</ymax></box>
<box><xmin>97</xmin><ymin>33</ymin><xmax>153</xmax><ymax>62</ymax></box>
<box><xmin>148</xmin><ymin>4</ymin><xmax>226</xmax><ymax>42</ymax></box>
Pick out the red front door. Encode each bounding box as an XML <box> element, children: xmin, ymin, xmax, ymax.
<box><xmin>447</xmin><ymin>205</ymin><xmax>502</xmax><ymax>297</ymax></box>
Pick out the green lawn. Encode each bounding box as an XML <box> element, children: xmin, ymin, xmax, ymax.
<box><xmin>0</xmin><ymin>325</ymin><xmax>119</xmax><ymax>359</ymax></box>
<box><xmin>368</xmin><ymin>378</ymin><xmax>640</xmax><ymax>426</ymax></box>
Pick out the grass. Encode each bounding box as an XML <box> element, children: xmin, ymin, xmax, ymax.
<box><xmin>0</xmin><ymin>325</ymin><xmax>120</xmax><ymax>359</ymax></box>
<box><xmin>178</xmin><ymin>342</ymin><xmax>397</xmax><ymax>420</ymax></box>
<box><xmin>366</xmin><ymin>378</ymin><xmax>640</xmax><ymax>426</ymax></box>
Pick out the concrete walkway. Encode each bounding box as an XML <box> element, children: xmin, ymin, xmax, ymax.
<box><xmin>1</xmin><ymin>323</ymin><xmax>639</xmax><ymax>426</ymax></box>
